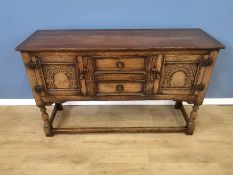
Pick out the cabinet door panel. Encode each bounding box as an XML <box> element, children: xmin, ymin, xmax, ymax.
<box><xmin>160</xmin><ymin>55</ymin><xmax>207</xmax><ymax>95</ymax></box>
<box><xmin>41</xmin><ymin>64</ymin><xmax>80</xmax><ymax>93</ymax></box>
<box><xmin>31</xmin><ymin>53</ymin><xmax>81</xmax><ymax>96</ymax></box>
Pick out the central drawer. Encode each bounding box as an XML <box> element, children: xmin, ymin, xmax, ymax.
<box><xmin>94</xmin><ymin>56</ymin><xmax>146</xmax><ymax>96</ymax></box>
<box><xmin>94</xmin><ymin>73</ymin><xmax>146</xmax><ymax>96</ymax></box>
<box><xmin>95</xmin><ymin>57</ymin><xmax>145</xmax><ymax>71</ymax></box>
<box><xmin>96</xmin><ymin>82</ymin><xmax>145</xmax><ymax>96</ymax></box>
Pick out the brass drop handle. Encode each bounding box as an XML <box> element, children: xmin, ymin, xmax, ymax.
<box><xmin>152</xmin><ymin>69</ymin><xmax>160</xmax><ymax>79</ymax></box>
<box><xmin>116</xmin><ymin>84</ymin><xmax>124</xmax><ymax>91</ymax></box>
<box><xmin>116</xmin><ymin>61</ymin><xmax>124</xmax><ymax>68</ymax></box>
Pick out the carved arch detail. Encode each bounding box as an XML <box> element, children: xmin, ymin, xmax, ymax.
<box><xmin>42</xmin><ymin>65</ymin><xmax>79</xmax><ymax>89</ymax></box>
<box><xmin>162</xmin><ymin>64</ymin><xmax>198</xmax><ymax>88</ymax></box>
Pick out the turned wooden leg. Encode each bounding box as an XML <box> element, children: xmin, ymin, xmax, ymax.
<box><xmin>56</xmin><ymin>103</ymin><xmax>63</xmax><ymax>111</ymax></box>
<box><xmin>175</xmin><ymin>101</ymin><xmax>182</xmax><ymax>109</ymax></box>
<box><xmin>39</xmin><ymin>106</ymin><xmax>53</xmax><ymax>137</ymax></box>
<box><xmin>186</xmin><ymin>104</ymin><xmax>199</xmax><ymax>135</ymax></box>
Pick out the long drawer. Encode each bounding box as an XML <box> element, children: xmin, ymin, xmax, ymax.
<box><xmin>95</xmin><ymin>57</ymin><xmax>145</xmax><ymax>71</ymax></box>
<box><xmin>96</xmin><ymin>81</ymin><xmax>145</xmax><ymax>96</ymax></box>
<box><xmin>94</xmin><ymin>71</ymin><xmax>146</xmax><ymax>96</ymax></box>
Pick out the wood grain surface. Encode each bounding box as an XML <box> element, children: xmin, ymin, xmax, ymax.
<box><xmin>16</xmin><ymin>29</ymin><xmax>225</xmax><ymax>51</ymax></box>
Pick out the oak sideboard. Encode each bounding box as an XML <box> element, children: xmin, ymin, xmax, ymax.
<box><xmin>16</xmin><ymin>29</ymin><xmax>224</xmax><ymax>136</ymax></box>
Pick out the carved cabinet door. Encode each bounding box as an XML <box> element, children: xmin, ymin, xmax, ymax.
<box><xmin>159</xmin><ymin>54</ymin><xmax>209</xmax><ymax>95</ymax></box>
<box><xmin>28</xmin><ymin>53</ymin><xmax>93</xmax><ymax>97</ymax></box>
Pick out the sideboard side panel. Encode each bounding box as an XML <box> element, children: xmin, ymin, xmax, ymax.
<box><xmin>196</xmin><ymin>50</ymin><xmax>220</xmax><ymax>104</ymax></box>
<box><xmin>20</xmin><ymin>52</ymin><xmax>44</xmax><ymax>106</ymax></box>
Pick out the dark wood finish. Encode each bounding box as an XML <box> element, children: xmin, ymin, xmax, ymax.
<box><xmin>175</xmin><ymin>101</ymin><xmax>182</xmax><ymax>109</ymax></box>
<box><xmin>16</xmin><ymin>29</ymin><xmax>224</xmax><ymax>51</ymax></box>
<box><xmin>16</xmin><ymin>29</ymin><xmax>224</xmax><ymax>136</ymax></box>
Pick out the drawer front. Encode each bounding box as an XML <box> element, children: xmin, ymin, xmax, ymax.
<box><xmin>96</xmin><ymin>82</ymin><xmax>145</xmax><ymax>95</ymax></box>
<box><xmin>95</xmin><ymin>57</ymin><xmax>145</xmax><ymax>71</ymax></box>
<box><xmin>94</xmin><ymin>56</ymin><xmax>147</xmax><ymax>96</ymax></box>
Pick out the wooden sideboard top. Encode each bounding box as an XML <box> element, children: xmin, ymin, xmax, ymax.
<box><xmin>16</xmin><ymin>29</ymin><xmax>225</xmax><ymax>51</ymax></box>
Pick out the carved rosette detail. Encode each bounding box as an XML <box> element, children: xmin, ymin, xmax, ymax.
<box><xmin>162</xmin><ymin>64</ymin><xmax>198</xmax><ymax>88</ymax></box>
<box><xmin>42</xmin><ymin>65</ymin><xmax>79</xmax><ymax>89</ymax></box>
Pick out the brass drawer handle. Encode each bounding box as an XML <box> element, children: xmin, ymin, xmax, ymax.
<box><xmin>116</xmin><ymin>61</ymin><xmax>124</xmax><ymax>68</ymax></box>
<box><xmin>116</xmin><ymin>84</ymin><xmax>124</xmax><ymax>91</ymax></box>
